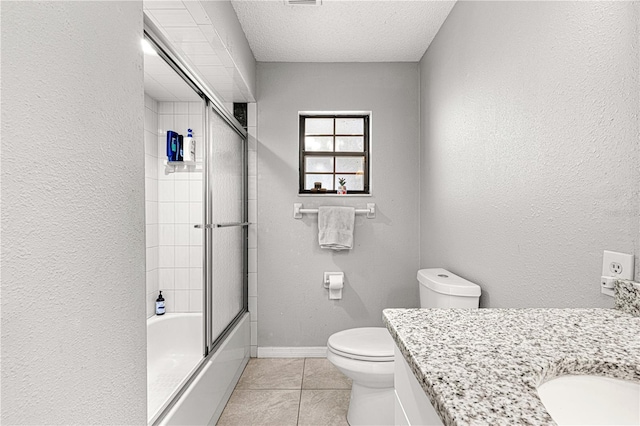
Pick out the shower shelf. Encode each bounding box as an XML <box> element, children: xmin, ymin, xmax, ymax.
<box><xmin>163</xmin><ymin>160</ymin><xmax>202</xmax><ymax>173</ymax></box>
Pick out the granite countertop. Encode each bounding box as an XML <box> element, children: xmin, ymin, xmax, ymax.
<box><xmin>383</xmin><ymin>307</ymin><xmax>640</xmax><ymax>425</ymax></box>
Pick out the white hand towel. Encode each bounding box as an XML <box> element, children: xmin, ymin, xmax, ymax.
<box><xmin>318</xmin><ymin>206</ymin><xmax>355</xmax><ymax>250</ymax></box>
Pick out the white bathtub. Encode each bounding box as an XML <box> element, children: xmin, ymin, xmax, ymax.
<box><xmin>147</xmin><ymin>313</ymin><xmax>203</xmax><ymax>423</ymax></box>
<box><xmin>148</xmin><ymin>312</ymin><xmax>250</xmax><ymax>425</ymax></box>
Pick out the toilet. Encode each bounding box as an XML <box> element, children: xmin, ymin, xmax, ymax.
<box><xmin>326</xmin><ymin>268</ymin><xmax>481</xmax><ymax>426</ymax></box>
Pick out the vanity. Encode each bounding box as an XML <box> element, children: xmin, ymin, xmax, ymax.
<box><xmin>383</xmin><ymin>281</ymin><xmax>640</xmax><ymax>425</ymax></box>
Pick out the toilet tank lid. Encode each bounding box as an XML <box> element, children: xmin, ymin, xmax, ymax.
<box><xmin>417</xmin><ymin>268</ymin><xmax>481</xmax><ymax>297</ymax></box>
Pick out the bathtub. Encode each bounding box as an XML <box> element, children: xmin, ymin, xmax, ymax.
<box><xmin>148</xmin><ymin>312</ymin><xmax>250</xmax><ymax>425</ymax></box>
<box><xmin>147</xmin><ymin>313</ymin><xmax>203</xmax><ymax>423</ymax></box>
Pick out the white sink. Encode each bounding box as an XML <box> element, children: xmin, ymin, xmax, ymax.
<box><xmin>537</xmin><ymin>375</ymin><xmax>640</xmax><ymax>425</ymax></box>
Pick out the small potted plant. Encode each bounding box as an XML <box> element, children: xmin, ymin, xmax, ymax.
<box><xmin>337</xmin><ymin>177</ymin><xmax>347</xmax><ymax>195</ymax></box>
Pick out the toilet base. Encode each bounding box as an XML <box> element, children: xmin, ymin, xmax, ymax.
<box><xmin>346</xmin><ymin>382</ymin><xmax>394</xmax><ymax>426</ymax></box>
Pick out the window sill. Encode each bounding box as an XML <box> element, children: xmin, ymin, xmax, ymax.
<box><xmin>297</xmin><ymin>193</ymin><xmax>373</xmax><ymax>197</ymax></box>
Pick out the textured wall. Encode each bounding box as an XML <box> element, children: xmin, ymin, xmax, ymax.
<box><xmin>257</xmin><ymin>63</ymin><xmax>420</xmax><ymax>347</ymax></box>
<box><xmin>419</xmin><ymin>1</ymin><xmax>640</xmax><ymax>308</ymax></box>
<box><xmin>1</xmin><ymin>2</ymin><xmax>146</xmax><ymax>423</ymax></box>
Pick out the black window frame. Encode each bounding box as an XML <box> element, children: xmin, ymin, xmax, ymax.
<box><xmin>298</xmin><ymin>114</ymin><xmax>370</xmax><ymax>195</ymax></box>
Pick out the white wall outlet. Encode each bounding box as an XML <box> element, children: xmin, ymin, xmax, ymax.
<box><xmin>601</xmin><ymin>250</ymin><xmax>634</xmax><ymax>297</ymax></box>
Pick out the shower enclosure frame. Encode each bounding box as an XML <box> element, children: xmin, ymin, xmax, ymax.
<box><xmin>144</xmin><ymin>16</ymin><xmax>249</xmax><ymax>425</ymax></box>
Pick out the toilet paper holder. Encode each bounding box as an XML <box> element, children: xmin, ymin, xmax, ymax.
<box><xmin>324</xmin><ymin>272</ymin><xmax>344</xmax><ymax>300</ymax></box>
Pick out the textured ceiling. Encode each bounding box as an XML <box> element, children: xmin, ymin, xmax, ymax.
<box><xmin>231</xmin><ymin>0</ymin><xmax>456</xmax><ymax>62</ymax></box>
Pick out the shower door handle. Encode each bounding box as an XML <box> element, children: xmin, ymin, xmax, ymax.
<box><xmin>194</xmin><ymin>223</ymin><xmax>250</xmax><ymax>229</ymax></box>
<box><xmin>214</xmin><ymin>222</ymin><xmax>251</xmax><ymax>228</ymax></box>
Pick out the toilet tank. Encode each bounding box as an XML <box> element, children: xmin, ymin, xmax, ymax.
<box><xmin>417</xmin><ymin>268</ymin><xmax>481</xmax><ymax>309</ymax></box>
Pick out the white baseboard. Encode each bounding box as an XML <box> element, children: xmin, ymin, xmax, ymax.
<box><xmin>257</xmin><ymin>346</ymin><xmax>327</xmax><ymax>358</ymax></box>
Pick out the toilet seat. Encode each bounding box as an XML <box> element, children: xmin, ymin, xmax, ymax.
<box><xmin>326</xmin><ymin>327</ymin><xmax>396</xmax><ymax>425</ymax></box>
<box><xmin>327</xmin><ymin>327</ymin><xmax>394</xmax><ymax>362</ymax></box>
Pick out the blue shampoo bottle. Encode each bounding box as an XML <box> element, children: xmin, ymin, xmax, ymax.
<box><xmin>166</xmin><ymin>131</ymin><xmax>179</xmax><ymax>161</ymax></box>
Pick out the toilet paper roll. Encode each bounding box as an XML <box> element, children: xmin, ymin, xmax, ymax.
<box><xmin>329</xmin><ymin>274</ymin><xmax>343</xmax><ymax>289</ymax></box>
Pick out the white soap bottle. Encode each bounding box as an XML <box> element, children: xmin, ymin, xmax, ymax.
<box><xmin>183</xmin><ymin>128</ymin><xmax>196</xmax><ymax>162</ymax></box>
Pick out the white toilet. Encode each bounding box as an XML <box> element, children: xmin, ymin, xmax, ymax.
<box><xmin>326</xmin><ymin>268</ymin><xmax>481</xmax><ymax>426</ymax></box>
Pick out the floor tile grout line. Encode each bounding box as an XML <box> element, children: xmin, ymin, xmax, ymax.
<box><xmin>295</xmin><ymin>358</ymin><xmax>307</xmax><ymax>425</ymax></box>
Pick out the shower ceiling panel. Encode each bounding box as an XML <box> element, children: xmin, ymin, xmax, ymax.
<box><xmin>144</xmin><ymin>53</ymin><xmax>202</xmax><ymax>102</ymax></box>
<box><xmin>144</xmin><ymin>0</ymin><xmax>253</xmax><ymax>103</ymax></box>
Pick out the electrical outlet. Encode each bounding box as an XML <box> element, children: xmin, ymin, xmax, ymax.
<box><xmin>602</xmin><ymin>251</ymin><xmax>634</xmax><ymax>279</ymax></box>
<box><xmin>610</xmin><ymin>262</ymin><xmax>623</xmax><ymax>275</ymax></box>
<box><xmin>601</xmin><ymin>250</ymin><xmax>634</xmax><ymax>297</ymax></box>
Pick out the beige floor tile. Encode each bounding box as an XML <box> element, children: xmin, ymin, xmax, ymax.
<box><xmin>302</xmin><ymin>358</ymin><xmax>352</xmax><ymax>390</ymax></box>
<box><xmin>236</xmin><ymin>358</ymin><xmax>304</xmax><ymax>390</ymax></box>
<box><xmin>297</xmin><ymin>389</ymin><xmax>351</xmax><ymax>426</ymax></box>
<box><xmin>216</xmin><ymin>389</ymin><xmax>301</xmax><ymax>426</ymax></box>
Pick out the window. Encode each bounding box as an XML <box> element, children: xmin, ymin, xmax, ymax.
<box><xmin>299</xmin><ymin>114</ymin><xmax>370</xmax><ymax>194</ymax></box>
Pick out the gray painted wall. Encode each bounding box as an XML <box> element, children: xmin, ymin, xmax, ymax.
<box><xmin>257</xmin><ymin>63</ymin><xmax>420</xmax><ymax>347</ymax></box>
<box><xmin>419</xmin><ymin>1</ymin><xmax>640</xmax><ymax>308</ymax></box>
<box><xmin>1</xmin><ymin>2</ymin><xmax>146</xmax><ymax>423</ymax></box>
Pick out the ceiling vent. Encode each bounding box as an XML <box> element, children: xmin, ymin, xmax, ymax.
<box><xmin>285</xmin><ymin>0</ymin><xmax>321</xmax><ymax>5</ymax></box>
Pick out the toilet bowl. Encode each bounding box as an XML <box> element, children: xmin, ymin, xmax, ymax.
<box><xmin>327</xmin><ymin>268</ymin><xmax>481</xmax><ymax>425</ymax></box>
<box><xmin>327</xmin><ymin>327</ymin><xmax>395</xmax><ymax>426</ymax></box>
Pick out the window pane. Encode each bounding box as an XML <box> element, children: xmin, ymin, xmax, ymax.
<box><xmin>336</xmin><ymin>174</ymin><xmax>364</xmax><ymax>191</ymax></box>
<box><xmin>299</xmin><ymin>114</ymin><xmax>370</xmax><ymax>194</ymax></box>
<box><xmin>305</xmin><ymin>136</ymin><xmax>333</xmax><ymax>152</ymax></box>
<box><xmin>336</xmin><ymin>118</ymin><xmax>363</xmax><ymax>135</ymax></box>
<box><xmin>305</xmin><ymin>174</ymin><xmax>334</xmax><ymax>191</ymax></box>
<box><xmin>336</xmin><ymin>157</ymin><xmax>364</xmax><ymax>173</ymax></box>
<box><xmin>335</xmin><ymin>137</ymin><xmax>364</xmax><ymax>152</ymax></box>
<box><xmin>305</xmin><ymin>118</ymin><xmax>333</xmax><ymax>135</ymax></box>
<box><xmin>305</xmin><ymin>156</ymin><xmax>333</xmax><ymax>173</ymax></box>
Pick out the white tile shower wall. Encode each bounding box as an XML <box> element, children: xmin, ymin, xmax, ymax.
<box><xmin>144</xmin><ymin>93</ymin><xmax>159</xmax><ymax>319</ymax></box>
<box><xmin>157</xmin><ymin>101</ymin><xmax>204</xmax><ymax>313</ymax></box>
<box><xmin>247</xmin><ymin>103</ymin><xmax>258</xmax><ymax>357</ymax></box>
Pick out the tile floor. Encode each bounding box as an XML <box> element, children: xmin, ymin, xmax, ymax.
<box><xmin>217</xmin><ymin>358</ymin><xmax>352</xmax><ymax>426</ymax></box>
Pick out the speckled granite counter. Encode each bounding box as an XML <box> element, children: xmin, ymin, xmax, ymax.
<box><xmin>383</xmin><ymin>307</ymin><xmax>640</xmax><ymax>425</ymax></box>
<box><xmin>616</xmin><ymin>279</ymin><xmax>640</xmax><ymax>317</ymax></box>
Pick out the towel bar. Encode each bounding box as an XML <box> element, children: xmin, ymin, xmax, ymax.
<box><xmin>293</xmin><ymin>203</ymin><xmax>375</xmax><ymax>219</ymax></box>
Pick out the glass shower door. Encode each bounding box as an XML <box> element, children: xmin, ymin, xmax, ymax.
<box><xmin>205</xmin><ymin>106</ymin><xmax>247</xmax><ymax>350</ymax></box>
<box><xmin>144</xmin><ymin>19</ymin><xmax>248</xmax><ymax>425</ymax></box>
